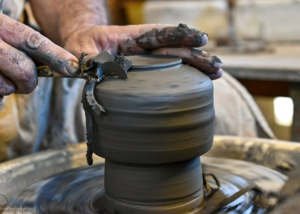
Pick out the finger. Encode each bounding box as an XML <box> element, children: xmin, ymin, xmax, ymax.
<box><xmin>0</xmin><ymin>39</ymin><xmax>37</xmax><ymax>93</ymax></box>
<box><xmin>95</xmin><ymin>24</ymin><xmax>208</xmax><ymax>55</ymax></box>
<box><xmin>82</xmin><ymin>53</ymin><xmax>100</xmax><ymax>66</ymax></box>
<box><xmin>0</xmin><ymin>73</ymin><xmax>16</xmax><ymax>95</ymax></box>
<box><xmin>134</xmin><ymin>23</ymin><xmax>208</xmax><ymax>49</ymax></box>
<box><xmin>208</xmin><ymin>68</ymin><xmax>223</xmax><ymax>80</ymax></box>
<box><xmin>0</xmin><ymin>14</ymin><xmax>78</xmax><ymax>76</ymax></box>
<box><xmin>150</xmin><ymin>47</ymin><xmax>222</xmax><ymax>79</ymax></box>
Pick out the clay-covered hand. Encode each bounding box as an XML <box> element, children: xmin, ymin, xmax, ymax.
<box><xmin>0</xmin><ymin>14</ymin><xmax>79</xmax><ymax>102</ymax></box>
<box><xmin>63</xmin><ymin>24</ymin><xmax>223</xmax><ymax>80</ymax></box>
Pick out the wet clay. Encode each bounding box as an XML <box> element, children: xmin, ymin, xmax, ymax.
<box><xmin>135</xmin><ymin>23</ymin><xmax>208</xmax><ymax>49</ymax></box>
<box><xmin>187</xmin><ymin>48</ymin><xmax>222</xmax><ymax>73</ymax></box>
<box><xmin>92</xmin><ymin>57</ymin><xmax>214</xmax><ymax>164</ymax></box>
<box><xmin>104</xmin><ymin>157</ymin><xmax>204</xmax><ymax>214</ymax></box>
<box><xmin>82</xmin><ymin>55</ymin><xmax>214</xmax><ymax>213</ymax></box>
<box><xmin>123</xmin><ymin>23</ymin><xmax>223</xmax><ymax>78</ymax></box>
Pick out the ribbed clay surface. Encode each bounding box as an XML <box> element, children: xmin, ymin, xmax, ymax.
<box><xmin>103</xmin><ymin>157</ymin><xmax>203</xmax><ymax>214</ymax></box>
<box><xmin>93</xmin><ymin>64</ymin><xmax>214</xmax><ymax>164</ymax></box>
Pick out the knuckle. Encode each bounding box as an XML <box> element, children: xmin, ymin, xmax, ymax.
<box><xmin>10</xmin><ymin>50</ymin><xmax>27</xmax><ymax>66</ymax></box>
<box><xmin>13</xmin><ymin>21</ymin><xmax>27</xmax><ymax>33</ymax></box>
<box><xmin>24</xmin><ymin>31</ymin><xmax>46</xmax><ymax>50</ymax></box>
<box><xmin>9</xmin><ymin>51</ymin><xmax>37</xmax><ymax>93</ymax></box>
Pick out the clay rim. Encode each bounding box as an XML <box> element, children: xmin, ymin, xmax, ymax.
<box><xmin>127</xmin><ymin>55</ymin><xmax>182</xmax><ymax>69</ymax></box>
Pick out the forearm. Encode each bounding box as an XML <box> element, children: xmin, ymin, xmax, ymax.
<box><xmin>30</xmin><ymin>0</ymin><xmax>109</xmax><ymax>46</ymax></box>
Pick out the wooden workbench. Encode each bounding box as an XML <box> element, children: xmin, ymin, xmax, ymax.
<box><xmin>216</xmin><ymin>45</ymin><xmax>300</xmax><ymax>142</ymax></box>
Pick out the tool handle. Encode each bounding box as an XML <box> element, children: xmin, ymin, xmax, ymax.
<box><xmin>37</xmin><ymin>66</ymin><xmax>83</xmax><ymax>78</ymax></box>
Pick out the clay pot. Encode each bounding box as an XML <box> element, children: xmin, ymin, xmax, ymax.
<box><xmin>92</xmin><ymin>55</ymin><xmax>214</xmax><ymax>164</ymax></box>
<box><xmin>84</xmin><ymin>55</ymin><xmax>214</xmax><ymax>213</ymax></box>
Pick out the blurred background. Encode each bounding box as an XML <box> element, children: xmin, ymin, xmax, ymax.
<box><xmin>107</xmin><ymin>0</ymin><xmax>300</xmax><ymax>142</ymax></box>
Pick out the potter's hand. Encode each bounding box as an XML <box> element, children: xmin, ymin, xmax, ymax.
<box><xmin>63</xmin><ymin>24</ymin><xmax>223</xmax><ymax>80</ymax></box>
<box><xmin>0</xmin><ymin>14</ymin><xmax>78</xmax><ymax>102</ymax></box>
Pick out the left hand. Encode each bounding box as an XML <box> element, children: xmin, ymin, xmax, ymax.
<box><xmin>0</xmin><ymin>14</ymin><xmax>78</xmax><ymax>102</ymax></box>
<box><xmin>63</xmin><ymin>24</ymin><xmax>223</xmax><ymax>80</ymax></box>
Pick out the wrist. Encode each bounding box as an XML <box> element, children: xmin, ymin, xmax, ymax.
<box><xmin>57</xmin><ymin>0</ymin><xmax>109</xmax><ymax>46</ymax></box>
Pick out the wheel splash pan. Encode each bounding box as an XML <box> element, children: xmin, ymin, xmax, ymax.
<box><xmin>1</xmin><ymin>136</ymin><xmax>299</xmax><ymax>213</ymax></box>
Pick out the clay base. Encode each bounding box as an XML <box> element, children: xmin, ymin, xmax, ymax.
<box><xmin>103</xmin><ymin>157</ymin><xmax>204</xmax><ymax>214</ymax></box>
<box><xmin>103</xmin><ymin>191</ymin><xmax>204</xmax><ymax>214</ymax></box>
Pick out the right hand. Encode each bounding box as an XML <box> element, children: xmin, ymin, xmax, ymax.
<box><xmin>63</xmin><ymin>24</ymin><xmax>223</xmax><ymax>81</ymax></box>
<box><xmin>0</xmin><ymin>14</ymin><xmax>79</xmax><ymax>102</ymax></box>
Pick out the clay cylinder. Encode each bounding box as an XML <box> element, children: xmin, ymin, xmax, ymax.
<box><xmin>92</xmin><ymin>55</ymin><xmax>215</xmax><ymax>165</ymax></box>
<box><xmin>103</xmin><ymin>157</ymin><xmax>204</xmax><ymax>214</ymax></box>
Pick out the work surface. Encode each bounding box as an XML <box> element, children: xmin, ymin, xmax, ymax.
<box><xmin>218</xmin><ymin>44</ymin><xmax>300</xmax><ymax>82</ymax></box>
<box><xmin>212</xmin><ymin>44</ymin><xmax>300</xmax><ymax>142</ymax></box>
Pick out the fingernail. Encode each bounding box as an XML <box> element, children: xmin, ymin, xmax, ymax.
<box><xmin>201</xmin><ymin>33</ymin><xmax>209</xmax><ymax>46</ymax></box>
<box><xmin>212</xmin><ymin>56</ymin><xmax>223</xmax><ymax>68</ymax></box>
<box><xmin>66</xmin><ymin>61</ymin><xmax>79</xmax><ymax>75</ymax></box>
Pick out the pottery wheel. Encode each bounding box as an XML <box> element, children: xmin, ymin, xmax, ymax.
<box><xmin>5</xmin><ymin>156</ymin><xmax>285</xmax><ymax>214</ymax></box>
<box><xmin>1</xmin><ymin>55</ymin><xmax>287</xmax><ymax>214</ymax></box>
<box><xmin>80</xmin><ymin>54</ymin><xmax>216</xmax><ymax>213</ymax></box>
